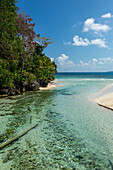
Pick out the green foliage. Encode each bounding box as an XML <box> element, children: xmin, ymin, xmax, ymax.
<box><xmin>0</xmin><ymin>59</ymin><xmax>14</xmax><ymax>88</ymax></box>
<box><xmin>0</xmin><ymin>0</ymin><xmax>22</xmax><ymax>59</ymax></box>
<box><xmin>0</xmin><ymin>1</ymin><xmax>57</xmax><ymax>91</ymax></box>
<box><xmin>24</xmin><ymin>42</ymin><xmax>57</xmax><ymax>85</ymax></box>
<box><xmin>0</xmin><ymin>0</ymin><xmax>22</xmax><ymax>89</ymax></box>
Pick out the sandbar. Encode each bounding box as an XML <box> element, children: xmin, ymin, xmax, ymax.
<box><xmin>94</xmin><ymin>92</ymin><xmax>113</xmax><ymax>111</ymax></box>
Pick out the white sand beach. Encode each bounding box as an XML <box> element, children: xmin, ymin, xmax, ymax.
<box><xmin>94</xmin><ymin>92</ymin><xmax>113</xmax><ymax>110</ymax></box>
<box><xmin>39</xmin><ymin>81</ymin><xmax>62</xmax><ymax>90</ymax></box>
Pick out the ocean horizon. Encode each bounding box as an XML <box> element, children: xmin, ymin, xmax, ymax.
<box><xmin>55</xmin><ymin>71</ymin><xmax>113</xmax><ymax>79</ymax></box>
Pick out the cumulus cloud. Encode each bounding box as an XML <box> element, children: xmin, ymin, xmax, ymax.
<box><xmin>83</xmin><ymin>18</ymin><xmax>110</xmax><ymax>32</ymax></box>
<box><xmin>91</xmin><ymin>38</ymin><xmax>108</xmax><ymax>48</ymax></box>
<box><xmin>101</xmin><ymin>13</ymin><xmax>113</xmax><ymax>18</ymax></box>
<box><xmin>95</xmin><ymin>57</ymin><xmax>113</xmax><ymax>65</ymax></box>
<box><xmin>99</xmin><ymin>57</ymin><xmax>113</xmax><ymax>63</ymax></box>
<box><xmin>80</xmin><ymin>60</ymin><xmax>89</xmax><ymax>66</ymax></box>
<box><xmin>92</xmin><ymin>58</ymin><xmax>98</xmax><ymax>62</ymax></box>
<box><xmin>57</xmin><ymin>54</ymin><xmax>68</xmax><ymax>63</ymax></box>
<box><xmin>79</xmin><ymin>57</ymin><xmax>113</xmax><ymax>67</ymax></box>
<box><xmin>93</xmin><ymin>31</ymin><xmax>103</xmax><ymax>37</ymax></box>
<box><xmin>72</xmin><ymin>35</ymin><xmax>109</xmax><ymax>48</ymax></box>
<box><xmin>73</xmin><ymin>35</ymin><xmax>90</xmax><ymax>46</ymax></box>
<box><xmin>99</xmin><ymin>61</ymin><xmax>104</xmax><ymax>65</ymax></box>
<box><xmin>57</xmin><ymin>54</ymin><xmax>75</xmax><ymax>67</ymax></box>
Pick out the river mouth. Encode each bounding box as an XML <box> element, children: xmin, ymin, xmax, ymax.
<box><xmin>0</xmin><ymin>79</ymin><xmax>113</xmax><ymax>169</ymax></box>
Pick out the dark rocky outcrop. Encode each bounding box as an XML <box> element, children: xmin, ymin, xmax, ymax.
<box><xmin>0</xmin><ymin>79</ymin><xmax>50</xmax><ymax>96</ymax></box>
<box><xmin>0</xmin><ymin>87</ymin><xmax>21</xmax><ymax>95</ymax></box>
<box><xmin>0</xmin><ymin>89</ymin><xmax>9</xmax><ymax>95</ymax></box>
<box><xmin>8</xmin><ymin>87</ymin><xmax>15</xmax><ymax>95</ymax></box>
<box><xmin>38</xmin><ymin>79</ymin><xmax>48</xmax><ymax>87</ymax></box>
<box><xmin>24</xmin><ymin>81</ymin><xmax>39</xmax><ymax>91</ymax></box>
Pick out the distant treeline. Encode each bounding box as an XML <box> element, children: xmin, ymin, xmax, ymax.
<box><xmin>0</xmin><ymin>0</ymin><xmax>57</xmax><ymax>95</ymax></box>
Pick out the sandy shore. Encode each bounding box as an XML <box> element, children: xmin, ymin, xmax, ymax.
<box><xmin>94</xmin><ymin>92</ymin><xmax>113</xmax><ymax>111</ymax></box>
<box><xmin>39</xmin><ymin>81</ymin><xmax>62</xmax><ymax>91</ymax></box>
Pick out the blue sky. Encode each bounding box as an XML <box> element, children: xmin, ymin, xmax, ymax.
<box><xmin>17</xmin><ymin>0</ymin><xmax>113</xmax><ymax>72</ymax></box>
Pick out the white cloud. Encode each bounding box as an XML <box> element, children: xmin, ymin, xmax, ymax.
<box><xmin>98</xmin><ymin>57</ymin><xmax>113</xmax><ymax>63</ymax></box>
<box><xmin>91</xmin><ymin>38</ymin><xmax>108</xmax><ymax>48</ymax></box>
<box><xmin>99</xmin><ymin>61</ymin><xmax>104</xmax><ymax>65</ymax></box>
<box><xmin>92</xmin><ymin>58</ymin><xmax>98</xmax><ymax>62</ymax></box>
<box><xmin>79</xmin><ymin>57</ymin><xmax>113</xmax><ymax>67</ymax></box>
<box><xmin>101</xmin><ymin>13</ymin><xmax>113</xmax><ymax>18</ymax></box>
<box><xmin>57</xmin><ymin>54</ymin><xmax>75</xmax><ymax>67</ymax></box>
<box><xmin>80</xmin><ymin>60</ymin><xmax>89</xmax><ymax>66</ymax></box>
<box><xmin>94</xmin><ymin>31</ymin><xmax>103</xmax><ymax>37</ymax></box>
<box><xmin>57</xmin><ymin>54</ymin><xmax>68</xmax><ymax>63</ymax></box>
<box><xmin>50</xmin><ymin>58</ymin><xmax>54</xmax><ymax>62</ymax></box>
<box><xmin>94</xmin><ymin>57</ymin><xmax>113</xmax><ymax>65</ymax></box>
<box><xmin>64</xmin><ymin>41</ymin><xmax>71</xmax><ymax>45</ymax></box>
<box><xmin>92</xmin><ymin>57</ymin><xmax>113</xmax><ymax>65</ymax></box>
<box><xmin>73</xmin><ymin>35</ymin><xmax>90</xmax><ymax>46</ymax></box>
<box><xmin>83</xmin><ymin>18</ymin><xmax>110</xmax><ymax>32</ymax></box>
<box><xmin>57</xmin><ymin>56</ymin><xmax>113</xmax><ymax>71</ymax></box>
<box><xmin>72</xmin><ymin>35</ymin><xmax>109</xmax><ymax>48</ymax></box>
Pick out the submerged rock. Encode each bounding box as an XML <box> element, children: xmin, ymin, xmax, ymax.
<box><xmin>76</xmin><ymin>155</ymin><xmax>84</xmax><ymax>160</ymax></box>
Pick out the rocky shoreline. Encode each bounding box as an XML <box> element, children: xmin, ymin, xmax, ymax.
<box><xmin>0</xmin><ymin>79</ymin><xmax>54</xmax><ymax>96</ymax></box>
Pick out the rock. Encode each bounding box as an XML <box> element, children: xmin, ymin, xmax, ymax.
<box><xmin>73</xmin><ymin>158</ymin><xmax>76</xmax><ymax>162</ymax></box>
<box><xmin>24</xmin><ymin>81</ymin><xmax>39</xmax><ymax>91</ymax></box>
<box><xmin>0</xmin><ymin>89</ymin><xmax>8</xmax><ymax>95</ymax></box>
<box><xmin>0</xmin><ymin>87</ymin><xmax>20</xmax><ymax>95</ymax></box>
<box><xmin>31</xmin><ymin>81</ymin><xmax>39</xmax><ymax>90</ymax></box>
<box><xmin>8</xmin><ymin>88</ymin><xmax>15</xmax><ymax>95</ymax></box>
<box><xmin>0</xmin><ymin>79</ymin><xmax>43</xmax><ymax>96</ymax></box>
<box><xmin>38</xmin><ymin>79</ymin><xmax>48</xmax><ymax>87</ymax></box>
<box><xmin>15</xmin><ymin>89</ymin><xmax>21</xmax><ymax>95</ymax></box>
<box><xmin>76</xmin><ymin>155</ymin><xmax>84</xmax><ymax>160</ymax></box>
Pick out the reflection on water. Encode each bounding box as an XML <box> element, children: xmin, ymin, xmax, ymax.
<box><xmin>0</xmin><ymin>79</ymin><xmax>113</xmax><ymax>169</ymax></box>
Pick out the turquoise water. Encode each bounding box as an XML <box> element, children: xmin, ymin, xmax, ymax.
<box><xmin>55</xmin><ymin>72</ymin><xmax>113</xmax><ymax>79</ymax></box>
<box><xmin>1</xmin><ymin>75</ymin><xmax>113</xmax><ymax>169</ymax></box>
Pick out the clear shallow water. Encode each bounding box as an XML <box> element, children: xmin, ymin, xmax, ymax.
<box><xmin>1</xmin><ymin>74</ymin><xmax>113</xmax><ymax>169</ymax></box>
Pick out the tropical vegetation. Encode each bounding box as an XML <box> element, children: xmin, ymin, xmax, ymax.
<box><xmin>0</xmin><ymin>0</ymin><xmax>57</xmax><ymax>95</ymax></box>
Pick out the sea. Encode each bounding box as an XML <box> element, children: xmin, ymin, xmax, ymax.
<box><xmin>1</xmin><ymin>72</ymin><xmax>113</xmax><ymax>169</ymax></box>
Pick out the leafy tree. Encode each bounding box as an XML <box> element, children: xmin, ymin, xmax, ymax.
<box><xmin>0</xmin><ymin>2</ymin><xmax>57</xmax><ymax>92</ymax></box>
<box><xmin>15</xmin><ymin>11</ymin><xmax>37</xmax><ymax>73</ymax></box>
<box><xmin>37</xmin><ymin>34</ymin><xmax>52</xmax><ymax>49</ymax></box>
<box><xmin>0</xmin><ymin>0</ymin><xmax>22</xmax><ymax>88</ymax></box>
<box><xmin>0</xmin><ymin>0</ymin><xmax>22</xmax><ymax>59</ymax></box>
<box><xmin>0</xmin><ymin>59</ymin><xmax>14</xmax><ymax>88</ymax></box>
<box><xmin>26</xmin><ymin>43</ymin><xmax>57</xmax><ymax>85</ymax></box>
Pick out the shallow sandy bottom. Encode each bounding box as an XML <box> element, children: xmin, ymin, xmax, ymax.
<box><xmin>94</xmin><ymin>92</ymin><xmax>113</xmax><ymax>110</ymax></box>
<box><xmin>0</xmin><ymin>79</ymin><xmax>113</xmax><ymax>169</ymax></box>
